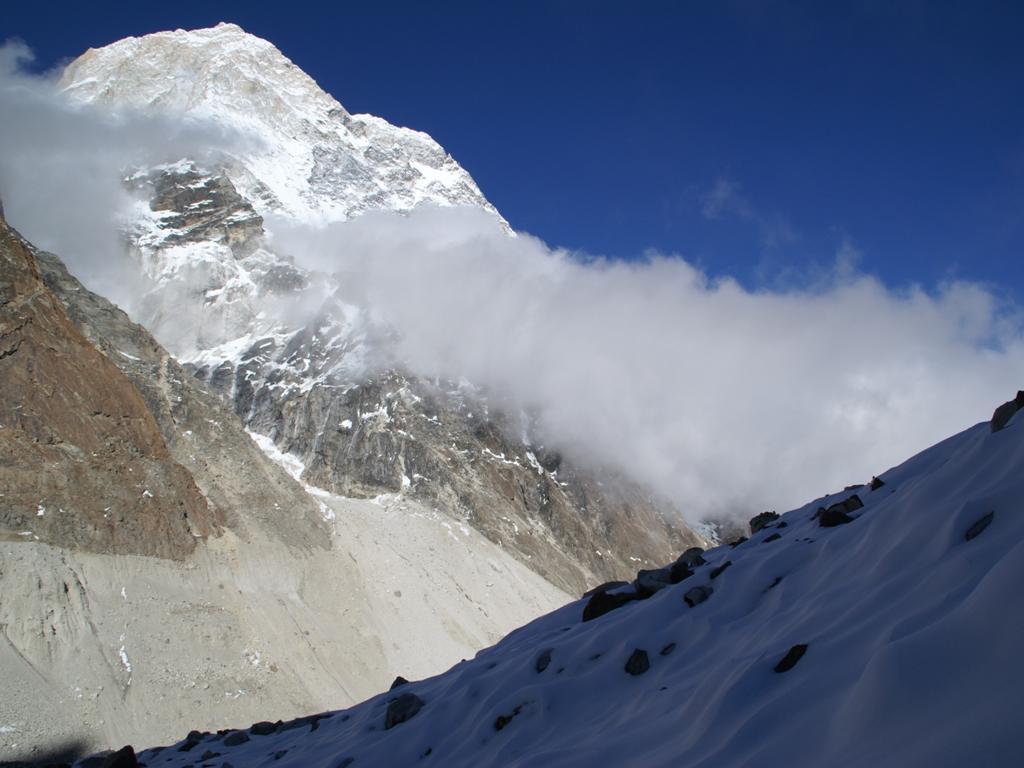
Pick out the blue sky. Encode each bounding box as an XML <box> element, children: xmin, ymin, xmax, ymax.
<box><xmin>6</xmin><ymin>1</ymin><xmax>1024</xmax><ymax>298</ymax></box>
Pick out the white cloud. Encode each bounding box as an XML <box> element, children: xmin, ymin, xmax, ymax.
<box><xmin>3</xmin><ymin>41</ymin><xmax>1023</xmax><ymax>524</ymax></box>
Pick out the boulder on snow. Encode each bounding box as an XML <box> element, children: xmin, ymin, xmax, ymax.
<box><xmin>668</xmin><ymin>561</ymin><xmax>694</xmax><ymax>583</ymax></box>
<box><xmin>581</xmin><ymin>580</ymin><xmax>630</xmax><ymax>599</ymax></box>
<box><xmin>390</xmin><ymin>675</ymin><xmax>409</xmax><ymax>690</ymax></box>
<box><xmin>774</xmin><ymin>643</ymin><xmax>808</xmax><ymax>673</ymax></box>
<box><xmin>385</xmin><ymin>693</ymin><xmax>424</xmax><ymax>729</ymax></box>
<box><xmin>582</xmin><ymin>589</ymin><xmax>639</xmax><ymax>622</ymax></box>
<box><xmin>535</xmin><ymin>648</ymin><xmax>553</xmax><ymax>673</ymax></box>
<box><xmin>684</xmin><ymin>585</ymin><xmax>713</xmax><ymax>607</ymax></box>
<box><xmin>660</xmin><ymin>642</ymin><xmax>677</xmax><ymax>656</ymax></box>
<box><xmin>749</xmin><ymin>511</ymin><xmax>779</xmax><ymax>534</ymax></box>
<box><xmin>250</xmin><ymin>721</ymin><xmax>280</xmax><ymax>736</ymax></box>
<box><xmin>101</xmin><ymin>746</ymin><xmax>139</xmax><ymax>768</ymax></box>
<box><xmin>728</xmin><ymin>536</ymin><xmax>748</xmax><ymax>548</ymax></box>
<box><xmin>819</xmin><ymin>496</ymin><xmax>862</xmax><ymax>527</ymax></box>
<box><xmin>709</xmin><ymin>561</ymin><xmax>732</xmax><ymax>579</ymax></box>
<box><xmin>624</xmin><ymin>649</ymin><xmax>650</xmax><ymax>676</ymax></box>
<box><xmin>635</xmin><ymin>568</ymin><xmax>673</xmax><ymax>597</ymax></box>
<box><xmin>676</xmin><ymin>547</ymin><xmax>707</xmax><ymax>567</ymax></box>
<box><xmin>965</xmin><ymin>511</ymin><xmax>995</xmax><ymax>541</ymax></box>
<box><xmin>223</xmin><ymin>731</ymin><xmax>250</xmax><ymax>746</ymax></box>
<box><xmin>990</xmin><ymin>391</ymin><xmax>1024</xmax><ymax>432</ymax></box>
<box><xmin>870</xmin><ymin>476</ymin><xmax>885</xmax><ymax>491</ymax></box>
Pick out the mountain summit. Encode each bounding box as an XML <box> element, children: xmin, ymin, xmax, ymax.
<box><xmin>61</xmin><ymin>22</ymin><xmax>500</xmax><ymax>224</ymax></box>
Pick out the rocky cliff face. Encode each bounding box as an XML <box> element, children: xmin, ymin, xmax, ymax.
<box><xmin>0</xmin><ymin>207</ymin><xmax>215</xmax><ymax>559</ymax></box>
<box><xmin>54</xmin><ymin>25</ymin><xmax>706</xmax><ymax>594</ymax></box>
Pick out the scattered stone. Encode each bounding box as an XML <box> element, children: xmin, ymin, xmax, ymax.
<box><xmin>659</xmin><ymin>642</ymin><xmax>676</xmax><ymax>656</ymax></box>
<box><xmin>390</xmin><ymin>676</ymin><xmax>409</xmax><ymax>690</ymax></box>
<box><xmin>494</xmin><ymin>704</ymin><xmax>524</xmax><ymax>731</ymax></box>
<box><xmin>101</xmin><ymin>745</ymin><xmax>139</xmax><ymax>768</ymax></box>
<box><xmin>535</xmin><ymin>648</ymin><xmax>553</xmax><ymax>672</ymax></box>
<box><xmin>668</xmin><ymin>561</ymin><xmax>694</xmax><ymax>583</ymax></box>
<box><xmin>223</xmin><ymin>731</ymin><xmax>250</xmax><ymax>747</ymax></box>
<box><xmin>763</xmin><ymin>532</ymin><xmax>782</xmax><ymax>543</ymax></box>
<box><xmin>709</xmin><ymin>561</ymin><xmax>732</xmax><ymax>579</ymax></box>
<box><xmin>581</xmin><ymin>580</ymin><xmax>629</xmax><ymax>599</ymax></box>
<box><xmin>200</xmin><ymin>749</ymin><xmax>221</xmax><ymax>761</ymax></box>
<box><xmin>990</xmin><ymin>391</ymin><xmax>1024</xmax><ymax>432</ymax></box>
<box><xmin>385</xmin><ymin>692</ymin><xmax>425</xmax><ymax>729</ymax></box>
<box><xmin>635</xmin><ymin>568</ymin><xmax>673</xmax><ymax>597</ymax></box>
<box><xmin>870</xmin><ymin>476</ymin><xmax>885</xmax><ymax>491</ymax></box>
<box><xmin>819</xmin><ymin>503</ymin><xmax>854</xmax><ymax>528</ymax></box>
<box><xmin>728</xmin><ymin>536</ymin><xmax>748</xmax><ymax>548</ymax></box>
<box><xmin>279</xmin><ymin>713</ymin><xmax>328</xmax><ymax>733</ymax></box>
<box><xmin>250</xmin><ymin>721</ymin><xmax>279</xmax><ymax>736</ymax></box>
<box><xmin>774</xmin><ymin>643</ymin><xmax>808</xmax><ymax>673</ymax></box>
<box><xmin>843</xmin><ymin>495</ymin><xmax>864</xmax><ymax>512</ymax></box>
<box><xmin>274</xmin><ymin>749</ymin><xmax>288</xmax><ymax>760</ymax></box>
<box><xmin>676</xmin><ymin>547</ymin><xmax>707</xmax><ymax>567</ymax></box>
<box><xmin>965</xmin><ymin>511</ymin><xmax>995</xmax><ymax>541</ymax></box>
<box><xmin>177</xmin><ymin>731</ymin><xmax>204</xmax><ymax>752</ymax></box>
<box><xmin>423</xmin><ymin>747</ymin><xmax>433</xmax><ymax>757</ymax></box>
<box><xmin>684</xmin><ymin>585</ymin><xmax>713</xmax><ymax>607</ymax></box>
<box><xmin>624</xmin><ymin>649</ymin><xmax>650</xmax><ymax>676</ymax></box>
<box><xmin>749</xmin><ymin>511</ymin><xmax>779</xmax><ymax>534</ymax></box>
<box><xmin>582</xmin><ymin>589</ymin><xmax>639</xmax><ymax>622</ymax></box>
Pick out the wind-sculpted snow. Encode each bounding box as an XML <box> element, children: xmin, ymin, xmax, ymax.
<box><xmin>115</xmin><ymin>406</ymin><xmax>1024</xmax><ymax>767</ymax></box>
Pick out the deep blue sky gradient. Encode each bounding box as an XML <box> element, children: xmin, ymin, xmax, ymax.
<box><xmin>6</xmin><ymin>1</ymin><xmax>1024</xmax><ymax>298</ymax></box>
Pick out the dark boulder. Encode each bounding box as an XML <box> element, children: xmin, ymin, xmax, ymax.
<box><xmin>728</xmin><ymin>536</ymin><xmax>748</xmax><ymax>548</ymax></box>
<box><xmin>870</xmin><ymin>476</ymin><xmax>885</xmax><ymax>491</ymax></box>
<box><xmin>774</xmin><ymin>643</ymin><xmax>808</xmax><ymax>673</ymax></box>
<box><xmin>709</xmin><ymin>561</ymin><xmax>732</xmax><ymax>579</ymax></box>
<box><xmin>819</xmin><ymin>507</ymin><xmax>853</xmax><ymax>527</ymax></box>
<box><xmin>991</xmin><ymin>391</ymin><xmax>1024</xmax><ymax>432</ymax></box>
<box><xmin>494</xmin><ymin>704</ymin><xmax>523</xmax><ymax>731</ymax></box>
<box><xmin>635</xmin><ymin>568</ymin><xmax>672</xmax><ymax>597</ymax></box>
<box><xmin>582</xmin><ymin>589</ymin><xmax>639</xmax><ymax>622</ymax></box>
<box><xmin>223</xmin><ymin>731</ymin><xmax>250</xmax><ymax>747</ymax></box>
<box><xmin>965</xmin><ymin>511</ymin><xmax>995</xmax><ymax>541</ymax></box>
<box><xmin>668</xmin><ymin>561</ymin><xmax>694</xmax><ymax>583</ymax></box>
<box><xmin>101</xmin><ymin>746</ymin><xmax>139</xmax><ymax>768</ymax></box>
<box><xmin>624</xmin><ymin>649</ymin><xmax>650</xmax><ymax>676</ymax></box>
<box><xmin>659</xmin><ymin>642</ymin><xmax>676</xmax><ymax>656</ymax></box>
<box><xmin>749</xmin><ymin>511</ymin><xmax>779</xmax><ymax>534</ymax></box>
<box><xmin>676</xmin><ymin>547</ymin><xmax>707</xmax><ymax>567</ymax></box>
<box><xmin>250</xmin><ymin>721</ymin><xmax>279</xmax><ymax>736</ymax></box>
<box><xmin>385</xmin><ymin>693</ymin><xmax>424</xmax><ymax>729</ymax></box>
<box><xmin>390</xmin><ymin>676</ymin><xmax>409</xmax><ymax>690</ymax></box>
<box><xmin>581</xmin><ymin>580</ymin><xmax>629</xmax><ymax>599</ymax></box>
<box><xmin>535</xmin><ymin>648</ymin><xmax>553</xmax><ymax>673</ymax></box>
<box><xmin>684</xmin><ymin>585</ymin><xmax>713</xmax><ymax>607</ymax></box>
<box><xmin>763</xmin><ymin>532</ymin><xmax>782</xmax><ymax>543</ymax></box>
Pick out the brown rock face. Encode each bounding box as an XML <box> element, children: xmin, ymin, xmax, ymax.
<box><xmin>0</xmin><ymin>210</ymin><xmax>216</xmax><ymax>558</ymax></box>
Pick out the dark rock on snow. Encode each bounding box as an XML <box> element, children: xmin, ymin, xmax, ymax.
<box><xmin>870</xmin><ymin>476</ymin><xmax>885</xmax><ymax>491</ymax></box>
<box><xmin>684</xmin><ymin>585</ymin><xmax>713</xmax><ymax>607</ymax></box>
<box><xmin>101</xmin><ymin>746</ymin><xmax>139</xmax><ymax>768</ymax></box>
<box><xmin>582</xmin><ymin>589</ymin><xmax>639</xmax><ymax>622</ymax></box>
<box><xmin>390</xmin><ymin>676</ymin><xmax>409</xmax><ymax>690</ymax></box>
<box><xmin>384</xmin><ymin>693</ymin><xmax>425</xmax><ymax>729</ymax></box>
<box><xmin>728</xmin><ymin>536</ymin><xmax>748</xmax><ymax>548</ymax></box>
<box><xmin>250</xmin><ymin>721</ymin><xmax>280</xmax><ymax>736</ymax></box>
<box><xmin>535</xmin><ymin>648</ymin><xmax>553</xmax><ymax>673</ymax></box>
<box><xmin>494</xmin><ymin>704</ymin><xmax>524</xmax><ymax>731</ymax></box>
<box><xmin>624</xmin><ymin>649</ymin><xmax>650</xmax><ymax>676</ymax></box>
<box><xmin>581</xmin><ymin>580</ymin><xmax>630</xmax><ymax>599</ymax></box>
<box><xmin>709</xmin><ymin>561</ymin><xmax>732</xmax><ymax>579</ymax></box>
<box><xmin>223</xmin><ymin>731</ymin><xmax>250</xmax><ymax>746</ymax></box>
<box><xmin>749</xmin><ymin>511</ymin><xmax>779</xmax><ymax>534</ymax></box>
<box><xmin>660</xmin><ymin>642</ymin><xmax>677</xmax><ymax>656</ymax></box>
<box><xmin>676</xmin><ymin>547</ymin><xmax>707</xmax><ymax>568</ymax></box>
<box><xmin>990</xmin><ymin>391</ymin><xmax>1024</xmax><ymax>432</ymax></box>
<box><xmin>965</xmin><ymin>511</ymin><xmax>995</xmax><ymax>541</ymax></box>
<box><xmin>774</xmin><ymin>643</ymin><xmax>809</xmax><ymax>673</ymax></box>
<box><xmin>763</xmin><ymin>532</ymin><xmax>782</xmax><ymax>543</ymax></box>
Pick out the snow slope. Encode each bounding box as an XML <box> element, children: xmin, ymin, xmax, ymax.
<box><xmin>114</xmin><ymin>404</ymin><xmax>1024</xmax><ymax>767</ymax></box>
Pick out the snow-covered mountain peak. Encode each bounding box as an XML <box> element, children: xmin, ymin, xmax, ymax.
<box><xmin>59</xmin><ymin>23</ymin><xmax>500</xmax><ymax>224</ymax></box>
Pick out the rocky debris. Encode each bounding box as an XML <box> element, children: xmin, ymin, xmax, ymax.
<box><xmin>749</xmin><ymin>511</ymin><xmax>779</xmax><ymax>534</ymax></box>
<box><xmin>279</xmin><ymin>714</ymin><xmax>330</xmax><ymax>734</ymax></box>
<box><xmin>709</xmin><ymin>561</ymin><xmax>732</xmax><ymax>579</ymax></box>
<box><xmin>870</xmin><ymin>476</ymin><xmax>885</xmax><ymax>491</ymax></box>
<box><xmin>774</xmin><ymin>644</ymin><xmax>808</xmax><ymax>673</ymax></box>
<box><xmin>384</xmin><ymin>693</ymin><xmax>424</xmax><ymax>729</ymax></box>
<box><xmin>684</xmin><ymin>586</ymin><xmax>713</xmax><ymax>607</ymax></box>
<box><xmin>818</xmin><ymin>495</ymin><xmax>863</xmax><ymax>528</ymax></box>
<box><xmin>535</xmin><ymin>649</ymin><xmax>553</xmax><ymax>673</ymax></box>
<box><xmin>668</xmin><ymin>561</ymin><xmax>695</xmax><ymax>583</ymax></box>
<box><xmin>990</xmin><ymin>391</ymin><xmax>1024</xmax><ymax>432</ymax></box>
<box><xmin>676</xmin><ymin>547</ymin><xmax>707</xmax><ymax>568</ymax></box>
<box><xmin>250</xmin><ymin>721</ymin><xmax>281</xmax><ymax>736</ymax></box>
<box><xmin>660</xmin><ymin>643</ymin><xmax>676</xmax><ymax>656</ymax></box>
<box><xmin>582</xmin><ymin>589</ymin><xmax>639</xmax><ymax>622</ymax></box>
<box><xmin>624</xmin><ymin>649</ymin><xmax>650</xmax><ymax>676</ymax></box>
<box><xmin>635</xmin><ymin>568</ymin><xmax>673</xmax><ymax>597</ymax></box>
<box><xmin>389</xmin><ymin>676</ymin><xmax>409</xmax><ymax>690</ymax></box>
<box><xmin>223</xmin><ymin>731</ymin><xmax>250</xmax><ymax>747</ymax></box>
<box><xmin>200</xmin><ymin>749</ymin><xmax>221</xmax><ymax>760</ymax></box>
<box><xmin>763</xmin><ymin>533</ymin><xmax>782</xmax><ymax>543</ymax></box>
<box><xmin>101</xmin><ymin>745</ymin><xmax>139</xmax><ymax>768</ymax></box>
<box><xmin>494</xmin><ymin>704</ymin><xmax>524</xmax><ymax>731</ymax></box>
<box><xmin>581</xmin><ymin>580</ymin><xmax>629</xmax><ymax>599</ymax></box>
<box><xmin>965</xmin><ymin>511</ymin><xmax>995</xmax><ymax>541</ymax></box>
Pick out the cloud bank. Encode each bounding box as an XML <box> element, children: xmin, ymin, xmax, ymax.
<box><xmin>3</xmin><ymin>41</ymin><xmax>1023</xmax><ymax>522</ymax></box>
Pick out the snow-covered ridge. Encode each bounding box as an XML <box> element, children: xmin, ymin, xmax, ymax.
<box><xmin>60</xmin><ymin>22</ymin><xmax>502</xmax><ymax>225</ymax></box>
<box><xmin>111</xmin><ymin>403</ymin><xmax>1024</xmax><ymax>767</ymax></box>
